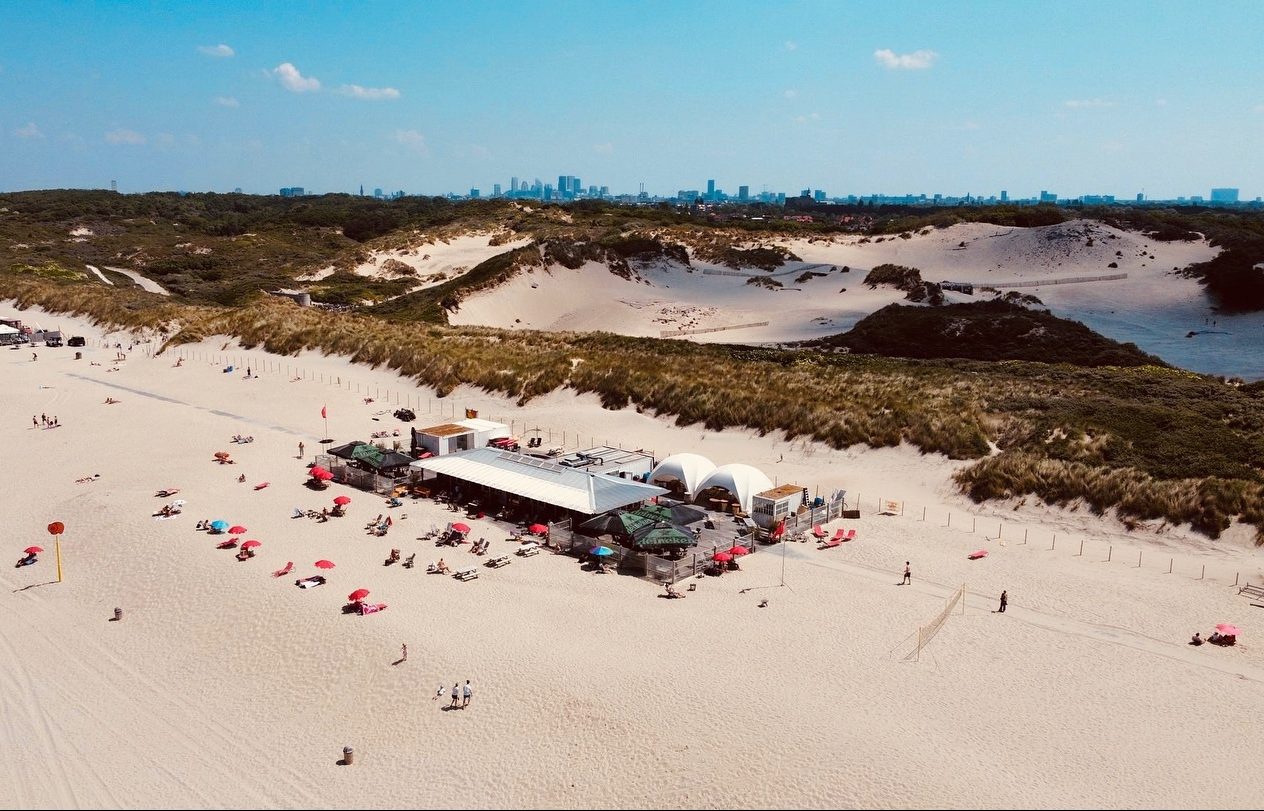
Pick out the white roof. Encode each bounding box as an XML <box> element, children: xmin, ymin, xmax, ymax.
<box><xmin>0</xmin><ymin>324</ymin><xmax>18</xmax><ymax>335</ymax></box>
<box><xmin>696</xmin><ymin>463</ymin><xmax>774</xmax><ymax>513</ymax></box>
<box><xmin>648</xmin><ymin>453</ymin><xmax>716</xmax><ymax>497</ymax></box>
<box><xmin>410</xmin><ymin>447</ymin><xmax>668</xmax><ymax>515</ymax></box>
<box><xmin>455</xmin><ymin>418</ymin><xmax>508</xmax><ymax>433</ymax></box>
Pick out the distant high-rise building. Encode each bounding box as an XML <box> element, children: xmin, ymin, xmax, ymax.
<box><xmin>374</xmin><ymin>187</ymin><xmax>384</xmax><ymax>199</ymax></box>
<box><xmin>470</xmin><ymin>188</ymin><xmax>480</xmax><ymax>198</ymax></box>
<box><xmin>1210</xmin><ymin>187</ymin><xmax>1239</xmax><ymax>203</ymax></box>
<box><xmin>1000</xmin><ymin>190</ymin><xmax>1008</xmax><ymax>202</ymax></box>
<box><xmin>110</xmin><ymin>179</ymin><xmax>117</xmax><ymax>192</ymax></box>
<box><xmin>279</xmin><ymin>187</ymin><xmax>305</xmax><ymax>197</ymax></box>
<box><xmin>706</xmin><ymin>179</ymin><xmax>716</xmax><ymax>200</ymax></box>
<box><xmin>738</xmin><ymin>185</ymin><xmax>749</xmax><ymax>202</ymax></box>
<box><xmin>814</xmin><ymin>190</ymin><xmax>826</xmax><ymax>202</ymax></box>
<box><xmin>776</xmin><ymin>193</ymin><xmax>786</xmax><ymax>205</ymax></box>
<box><xmin>1039</xmin><ymin>190</ymin><xmax>1057</xmax><ymax>203</ymax></box>
<box><xmin>544</xmin><ymin>184</ymin><xmax>554</xmax><ymax>201</ymax></box>
<box><xmin>359</xmin><ymin>184</ymin><xmax>364</xmax><ymax>196</ymax></box>
<box><xmin>599</xmin><ymin>185</ymin><xmax>609</xmax><ymax>198</ymax></box>
<box><xmin>1137</xmin><ymin>192</ymin><xmax>1145</xmax><ymax>202</ymax></box>
<box><xmin>800</xmin><ymin>188</ymin><xmax>811</xmax><ymax>198</ymax></box>
<box><xmin>510</xmin><ymin>176</ymin><xmax>519</xmax><ymax>192</ymax></box>
<box><xmin>493</xmin><ymin>183</ymin><xmax>501</xmax><ymax>197</ymax></box>
<box><xmin>233</xmin><ymin>187</ymin><xmax>242</xmax><ymax>194</ymax></box>
<box><xmin>572</xmin><ymin>177</ymin><xmax>581</xmax><ymax>196</ymax></box>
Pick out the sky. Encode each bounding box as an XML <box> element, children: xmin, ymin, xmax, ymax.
<box><xmin>1</xmin><ymin>0</ymin><xmax>1262</xmax><ymax>200</ymax></box>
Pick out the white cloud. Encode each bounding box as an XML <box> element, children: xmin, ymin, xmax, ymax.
<box><xmin>337</xmin><ymin>84</ymin><xmax>400</xmax><ymax>100</ymax></box>
<box><xmin>273</xmin><ymin>62</ymin><xmax>320</xmax><ymax>93</ymax></box>
<box><xmin>198</xmin><ymin>43</ymin><xmax>234</xmax><ymax>58</ymax></box>
<box><xmin>15</xmin><ymin>122</ymin><xmax>43</xmax><ymax>139</ymax></box>
<box><xmin>794</xmin><ymin>112</ymin><xmax>821</xmax><ymax>124</ymax></box>
<box><xmin>784</xmin><ymin>40</ymin><xmax>797</xmax><ymax>51</ymax></box>
<box><xmin>1064</xmin><ymin>98</ymin><xmax>1115</xmax><ymax>109</ymax></box>
<box><xmin>214</xmin><ymin>95</ymin><xmax>240</xmax><ymax>108</ymax></box>
<box><xmin>392</xmin><ymin>129</ymin><xmax>428</xmax><ymax>155</ymax></box>
<box><xmin>592</xmin><ymin>142</ymin><xmax>614</xmax><ymax>154</ymax></box>
<box><xmin>874</xmin><ymin>48</ymin><xmax>938</xmax><ymax>70</ymax></box>
<box><xmin>104</xmin><ymin>128</ymin><xmax>145</xmax><ymax>145</ymax></box>
<box><xmin>783</xmin><ymin>88</ymin><xmax>799</xmax><ymax>99</ymax></box>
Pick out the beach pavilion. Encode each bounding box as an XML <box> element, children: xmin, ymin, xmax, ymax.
<box><xmin>409</xmin><ymin>447</ymin><xmax>669</xmax><ymax>522</ymax></box>
<box><xmin>694</xmin><ymin>463</ymin><xmax>774</xmax><ymax>515</ymax></box>
<box><xmin>648</xmin><ymin>453</ymin><xmax>717</xmax><ymax>500</ymax></box>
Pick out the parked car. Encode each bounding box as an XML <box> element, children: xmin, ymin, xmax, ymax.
<box><xmin>44</xmin><ymin>333</ymin><xmax>63</xmax><ymax>347</ymax></box>
<box><xmin>67</xmin><ymin>336</ymin><xmax>86</xmax><ymax>347</ymax></box>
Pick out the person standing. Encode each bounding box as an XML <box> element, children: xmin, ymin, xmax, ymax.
<box><xmin>901</xmin><ymin>561</ymin><xmax>911</xmax><ymax>585</ymax></box>
<box><xmin>449</xmin><ymin>683</ymin><xmax>461</xmax><ymax>709</ymax></box>
<box><xmin>462</xmin><ymin>680</ymin><xmax>472</xmax><ymax>709</ymax></box>
<box><xmin>298</xmin><ymin>441</ymin><xmax>305</xmax><ymax>459</ymax></box>
<box><xmin>998</xmin><ymin>590</ymin><xmax>1008</xmax><ymax>613</ymax></box>
<box><xmin>32</xmin><ymin>415</ymin><xmax>38</xmax><ymax>428</ymax></box>
<box><xmin>400</xmin><ymin>643</ymin><xmax>408</xmax><ymax>663</ymax></box>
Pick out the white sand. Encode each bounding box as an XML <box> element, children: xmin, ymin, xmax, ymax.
<box><xmin>450</xmin><ymin>221</ymin><xmax>1264</xmax><ymax>380</ymax></box>
<box><xmin>3</xmin><ymin>305</ymin><xmax>1264</xmax><ymax>809</ymax></box>
<box><xmin>352</xmin><ymin>233</ymin><xmax>532</xmax><ymax>288</ymax></box>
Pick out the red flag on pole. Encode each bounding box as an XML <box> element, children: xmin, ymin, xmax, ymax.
<box><xmin>321</xmin><ymin>405</ymin><xmax>327</xmax><ymax>419</ymax></box>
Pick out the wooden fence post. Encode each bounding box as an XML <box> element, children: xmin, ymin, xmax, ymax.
<box><xmin>1107</xmin><ymin>545</ymin><xmax>1112</xmax><ymax>562</ymax></box>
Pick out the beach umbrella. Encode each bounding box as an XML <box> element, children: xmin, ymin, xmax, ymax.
<box><xmin>634</xmin><ymin>524</ymin><xmax>696</xmax><ymax>549</ymax></box>
<box><xmin>726</xmin><ymin>545</ymin><xmax>750</xmax><ymax>556</ymax></box>
<box><xmin>209</xmin><ymin>520</ymin><xmax>229</xmax><ymax>532</ymax></box>
<box><xmin>24</xmin><ymin>546</ymin><xmax>43</xmax><ymax>554</ymax></box>
<box><xmin>314</xmin><ymin>559</ymin><xmax>336</xmax><ymax>569</ymax></box>
<box><xmin>529</xmin><ymin>523</ymin><xmax>549</xmax><ymax>535</ymax></box>
<box><xmin>228</xmin><ymin>525</ymin><xmax>247</xmax><ymax>535</ymax></box>
<box><xmin>333</xmin><ymin>495</ymin><xmax>351</xmax><ymax>506</ymax></box>
<box><xmin>1215</xmin><ymin>623</ymin><xmax>1242</xmax><ymax>636</ymax></box>
<box><xmin>310</xmin><ymin>468</ymin><xmax>333</xmax><ymax>481</ymax></box>
<box><xmin>635</xmin><ymin>503</ymin><xmax>707</xmax><ymax>526</ymax></box>
<box><xmin>347</xmin><ymin>588</ymin><xmax>370</xmax><ymax>602</ymax></box>
<box><xmin>590</xmin><ymin>546</ymin><xmax>615</xmax><ymax>557</ymax></box>
<box><xmin>451</xmin><ymin>522</ymin><xmax>471</xmax><ymax>534</ymax></box>
<box><xmin>213</xmin><ymin>451</ymin><xmax>230</xmax><ymax>459</ymax></box>
<box><xmin>240</xmin><ymin>540</ymin><xmax>262</xmax><ymax>550</ymax></box>
<box><xmin>712</xmin><ymin>551</ymin><xmax>733</xmax><ymax>563</ymax></box>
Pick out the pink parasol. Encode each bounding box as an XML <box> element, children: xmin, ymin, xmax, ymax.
<box><xmin>314</xmin><ymin>559</ymin><xmax>336</xmax><ymax>569</ymax></box>
<box><xmin>24</xmin><ymin>546</ymin><xmax>43</xmax><ymax>554</ymax></box>
<box><xmin>726</xmin><ymin>546</ymin><xmax>750</xmax><ymax>556</ymax></box>
<box><xmin>450</xmin><ymin>522</ymin><xmax>471</xmax><ymax>534</ymax></box>
<box><xmin>712</xmin><ymin>551</ymin><xmax>733</xmax><ymax>563</ymax></box>
<box><xmin>1215</xmin><ymin>623</ymin><xmax>1242</xmax><ymax>637</ymax></box>
<box><xmin>347</xmin><ymin>588</ymin><xmax>370</xmax><ymax>602</ymax></box>
<box><xmin>240</xmin><ymin>540</ymin><xmax>262</xmax><ymax>550</ymax></box>
<box><xmin>332</xmin><ymin>495</ymin><xmax>351</xmax><ymax>506</ymax></box>
<box><xmin>310</xmin><ymin>468</ymin><xmax>333</xmax><ymax>481</ymax></box>
<box><xmin>529</xmin><ymin>523</ymin><xmax>549</xmax><ymax>535</ymax></box>
<box><xmin>968</xmin><ymin>549</ymin><xmax>989</xmax><ymax>559</ymax></box>
<box><xmin>228</xmin><ymin>525</ymin><xmax>247</xmax><ymax>535</ymax></box>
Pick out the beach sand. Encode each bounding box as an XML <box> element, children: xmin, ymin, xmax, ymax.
<box><xmin>3</xmin><ymin>306</ymin><xmax>1264</xmax><ymax>809</ymax></box>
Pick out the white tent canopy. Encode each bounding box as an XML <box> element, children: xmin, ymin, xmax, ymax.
<box><xmin>0</xmin><ymin>324</ymin><xmax>18</xmax><ymax>335</ymax></box>
<box><xmin>648</xmin><ymin>453</ymin><xmax>716</xmax><ymax>497</ymax></box>
<box><xmin>695</xmin><ymin>463</ymin><xmax>774</xmax><ymax>513</ymax></box>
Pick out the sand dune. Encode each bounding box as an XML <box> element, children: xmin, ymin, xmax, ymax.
<box><xmin>3</xmin><ymin>306</ymin><xmax>1264</xmax><ymax>808</ymax></box>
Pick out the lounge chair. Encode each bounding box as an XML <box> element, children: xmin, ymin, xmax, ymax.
<box><xmin>843</xmin><ymin>529</ymin><xmax>856</xmax><ymax>541</ymax></box>
<box><xmin>817</xmin><ymin>537</ymin><xmax>843</xmax><ymax>550</ymax></box>
<box><xmin>272</xmin><ymin>561</ymin><xmax>294</xmax><ymax>577</ymax></box>
<box><xmin>829</xmin><ymin>529</ymin><xmax>846</xmax><ymax>543</ymax></box>
<box><xmin>812</xmin><ymin>525</ymin><xmax>827</xmax><ymax>539</ymax></box>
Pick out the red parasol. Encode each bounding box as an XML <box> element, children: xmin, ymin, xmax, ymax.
<box><xmin>240</xmin><ymin>540</ymin><xmax>262</xmax><ymax>550</ymax></box>
<box><xmin>347</xmin><ymin>588</ymin><xmax>370</xmax><ymax>602</ymax></box>
<box><xmin>314</xmin><ymin>559</ymin><xmax>336</xmax><ymax>569</ymax></box>
<box><xmin>529</xmin><ymin>523</ymin><xmax>549</xmax><ymax>535</ymax></box>
<box><xmin>24</xmin><ymin>546</ymin><xmax>43</xmax><ymax>554</ymax></box>
<box><xmin>310</xmin><ymin>468</ymin><xmax>333</xmax><ymax>481</ymax></box>
<box><xmin>228</xmin><ymin>525</ymin><xmax>247</xmax><ymax>535</ymax></box>
<box><xmin>1215</xmin><ymin>623</ymin><xmax>1242</xmax><ymax>637</ymax></box>
<box><xmin>712</xmin><ymin>551</ymin><xmax>733</xmax><ymax>563</ymax></box>
<box><xmin>726</xmin><ymin>545</ymin><xmax>750</xmax><ymax>556</ymax></box>
<box><xmin>332</xmin><ymin>495</ymin><xmax>351</xmax><ymax>506</ymax></box>
<box><xmin>450</xmin><ymin>522</ymin><xmax>471</xmax><ymax>534</ymax></box>
<box><xmin>213</xmin><ymin>451</ymin><xmax>230</xmax><ymax>459</ymax></box>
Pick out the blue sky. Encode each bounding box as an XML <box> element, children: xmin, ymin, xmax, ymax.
<box><xmin>1</xmin><ymin>0</ymin><xmax>1262</xmax><ymax>199</ymax></box>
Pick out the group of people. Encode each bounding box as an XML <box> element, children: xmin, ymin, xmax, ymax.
<box><xmin>1191</xmin><ymin>631</ymin><xmax>1237</xmax><ymax>647</ymax></box>
<box><xmin>427</xmin><ymin>558</ymin><xmax>451</xmax><ymax>575</ymax></box>
<box><xmin>32</xmin><ymin>413</ymin><xmax>60</xmax><ymax>429</ymax></box>
<box><xmin>467</xmin><ymin>538</ymin><xmax>491</xmax><ymax>555</ymax></box>
<box><xmin>435</xmin><ymin>680</ymin><xmax>474</xmax><ymax>709</ymax></box>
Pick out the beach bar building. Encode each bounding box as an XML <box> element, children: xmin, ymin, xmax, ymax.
<box><xmin>410</xmin><ymin>418</ymin><xmax>511</xmax><ymax>458</ymax></box>
<box><xmin>750</xmin><ymin>484</ymin><xmax>808</xmax><ymax>530</ymax></box>
<box><xmin>409</xmin><ymin>447</ymin><xmax>668</xmax><ymax>521</ymax></box>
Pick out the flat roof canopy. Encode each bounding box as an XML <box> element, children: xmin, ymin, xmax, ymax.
<box><xmin>411</xmin><ymin>447</ymin><xmax>668</xmax><ymax>515</ymax></box>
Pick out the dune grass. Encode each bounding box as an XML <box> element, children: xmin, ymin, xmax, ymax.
<box><xmin>4</xmin><ymin>272</ymin><xmax>1262</xmax><ymax>542</ymax></box>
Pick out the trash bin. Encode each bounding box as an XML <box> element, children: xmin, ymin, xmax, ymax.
<box><xmin>75</xmin><ymin>351</ymin><xmax>82</xmax><ymax>360</ymax></box>
<box><xmin>113</xmin><ymin>607</ymin><xmax>123</xmax><ymax>621</ymax></box>
<box><xmin>342</xmin><ymin>746</ymin><xmax>354</xmax><ymax>765</ymax></box>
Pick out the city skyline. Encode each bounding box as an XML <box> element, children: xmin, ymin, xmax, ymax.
<box><xmin>2</xmin><ymin>1</ymin><xmax>1263</xmax><ymax>199</ymax></box>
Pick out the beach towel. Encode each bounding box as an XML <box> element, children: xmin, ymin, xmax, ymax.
<box><xmin>273</xmin><ymin>561</ymin><xmax>294</xmax><ymax>577</ymax></box>
<box><xmin>359</xmin><ymin>602</ymin><xmax>388</xmax><ymax>615</ymax></box>
<box><xmin>296</xmin><ymin>578</ymin><xmax>325</xmax><ymax>588</ymax></box>
<box><xmin>216</xmin><ymin>540</ymin><xmax>238</xmax><ymax>549</ymax></box>
<box><xmin>153</xmin><ymin>514</ymin><xmax>180</xmax><ymax>521</ymax></box>
<box><xmin>254</xmin><ymin>482</ymin><xmax>270</xmax><ymax>490</ymax></box>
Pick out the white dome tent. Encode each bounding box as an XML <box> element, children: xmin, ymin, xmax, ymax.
<box><xmin>648</xmin><ymin>453</ymin><xmax>716</xmax><ymax>499</ymax></box>
<box><xmin>695</xmin><ymin>463</ymin><xmax>774</xmax><ymax>514</ymax></box>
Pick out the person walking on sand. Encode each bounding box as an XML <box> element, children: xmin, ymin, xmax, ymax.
<box><xmin>998</xmin><ymin>590</ymin><xmax>1008</xmax><ymax>613</ymax></box>
<box><xmin>298</xmin><ymin>441</ymin><xmax>305</xmax><ymax>459</ymax></box>
<box><xmin>901</xmin><ymin>561</ymin><xmax>911</xmax><ymax>585</ymax></box>
<box><xmin>32</xmin><ymin>415</ymin><xmax>38</xmax><ymax>428</ymax></box>
<box><xmin>433</xmin><ymin>684</ymin><xmax>445</xmax><ymax>701</ymax></box>
<box><xmin>449</xmin><ymin>683</ymin><xmax>461</xmax><ymax>709</ymax></box>
<box><xmin>400</xmin><ymin>643</ymin><xmax>408</xmax><ymax>663</ymax></box>
<box><xmin>462</xmin><ymin>680</ymin><xmax>472</xmax><ymax>709</ymax></box>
